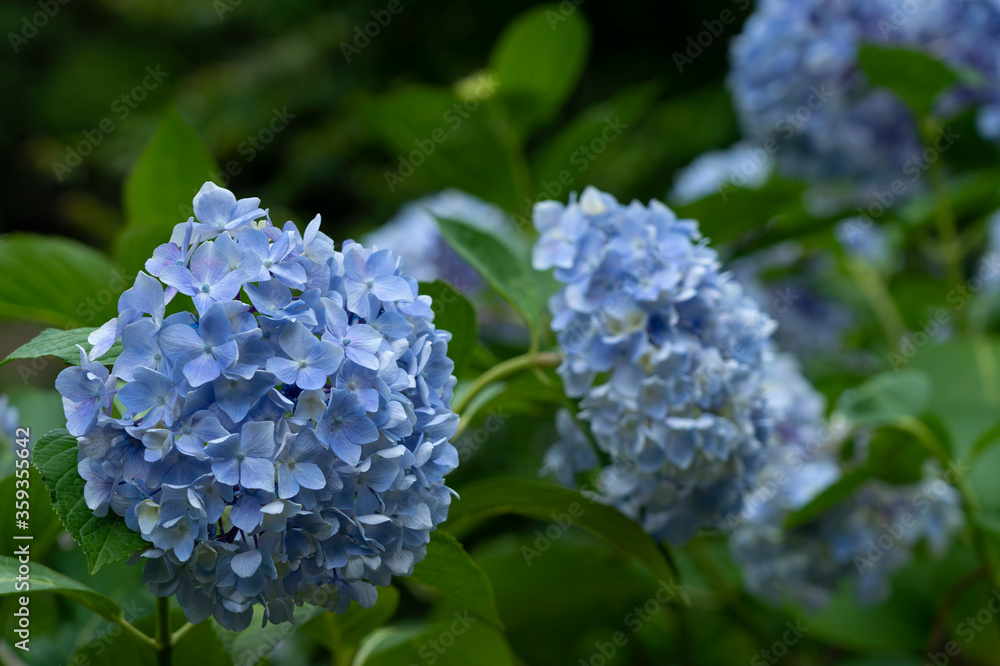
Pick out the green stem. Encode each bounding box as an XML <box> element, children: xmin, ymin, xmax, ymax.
<box><xmin>847</xmin><ymin>258</ymin><xmax>906</xmax><ymax>348</ymax></box>
<box><xmin>155</xmin><ymin>597</ymin><xmax>172</xmax><ymax>666</ymax></box>
<box><xmin>452</xmin><ymin>351</ymin><xmax>562</xmax><ymax>425</ymax></box>
<box><xmin>926</xmin><ymin>137</ymin><xmax>963</xmax><ymax>290</ymax></box>
<box><xmin>170</xmin><ymin>621</ymin><xmax>195</xmax><ymax>646</ymax></box>
<box><xmin>117</xmin><ymin>617</ymin><xmax>159</xmax><ymax>652</ymax></box>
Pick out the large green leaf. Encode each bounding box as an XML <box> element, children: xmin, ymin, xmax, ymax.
<box><xmin>0</xmin><ymin>234</ymin><xmax>124</xmax><ymax>327</ymax></box>
<box><xmin>32</xmin><ymin>429</ymin><xmax>147</xmax><ymax>574</ymax></box>
<box><xmin>444</xmin><ymin>478</ymin><xmax>682</xmax><ymax>592</ymax></box>
<box><xmin>420</xmin><ymin>281</ymin><xmax>477</xmax><ymax>377</ymax></box>
<box><xmin>2</xmin><ymin>327</ymin><xmax>95</xmax><ymax>367</ymax></box>
<box><xmin>120</xmin><ymin>106</ymin><xmax>218</xmax><ymax>275</ymax></box>
<box><xmin>435</xmin><ymin>217</ymin><xmax>541</xmax><ymax>332</ymax></box>
<box><xmin>407</xmin><ymin>531</ymin><xmax>502</xmax><ymax>627</ymax></box>
<box><xmin>858</xmin><ymin>46</ymin><xmax>958</xmax><ymax>119</ymax></box>
<box><xmin>836</xmin><ymin>369</ymin><xmax>932</xmax><ymax>428</ymax></box>
<box><xmin>0</xmin><ymin>555</ymin><xmax>123</xmax><ymax>624</ymax></box>
<box><xmin>364</xmin><ymin>86</ymin><xmax>520</xmax><ymax>211</ymax></box>
<box><xmin>531</xmin><ymin>82</ymin><xmax>659</xmax><ymax>191</ymax></box>
<box><xmin>490</xmin><ymin>3</ymin><xmax>590</xmax><ymax>133</ymax></box>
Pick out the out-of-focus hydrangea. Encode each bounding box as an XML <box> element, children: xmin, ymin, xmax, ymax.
<box><xmin>0</xmin><ymin>395</ymin><xmax>21</xmax><ymax>475</ymax></box>
<box><xmin>533</xmin><ymin>186</ymin><xmax>777</xmax><ymax>543</ymax></box>
<box><xmin>730</xmin><ymin>243</ymin><xmax>854</xmax><ymax>361</ymax></box>
<box><xmin>835</xmin><ymin>217</ymin><xmax>895</xmax><ymax>268</ymax></box>
<box><xmin>364</xmin><ymin>189</ymin><xmax>511</xmax><ymax>292</ymax></box>
<box><xmin>729</xmin><ymin>0</ymin><xmax>1000</xmax><ymax>199</ymax></box>
<box><xmin>731</xmin><ymin>356</ymin><xmax>963</xmax><ymax>610</ymax></box>
<box><xmin>669</xmin><ymin>141</ymin><xmax>774</xmax><ymax>205</ymax></box>
<box><xmin>980</xmin><ymin>209</ymin><xmax>1000</xmax><ymax>290</ymax></box>
<box><xmin>55</xmin><ymin>183</ymin><xmax>460</xmax><ymax>630</ymax></box>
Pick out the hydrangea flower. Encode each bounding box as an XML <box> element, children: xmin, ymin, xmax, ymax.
<box><xmin>55</xmin><ymin>184</ymin><xmax>460</xmax><ymax>630</ymax></box>
<box><xmin>534</xmin><ymin>186</ymin><xmax>778</xmax><ymax>543</ymax></box>
<box><xmin>730</xmin><ymin>354</ymin><xmax>963</xmax><ymax>610</ymax></box>
<box><xmin>729</xmin><ymin>0</ymin><xmax>1000</xmax><ymax>200</ymax></box>
<box><xmin>669</xmin><ymin>141</ymin><xmax>774</xmax><ymax>205</ymax></box>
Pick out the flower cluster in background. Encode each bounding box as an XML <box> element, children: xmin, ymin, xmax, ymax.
<box><xmin>728</xmin><ymin>0</ymin><xmax>1000</xmax><ymax>200</ymax></box>
<box><xmin>364</xmin><ymin>189</ymin><xmax>511</xmax><ymax>293</ymax></box>
<box><xmin>730</xmin><ymin>354</ymin><xmax>963</xmax><ymax>610</ymax></box>
<box><xmin>55</xmin><ymin>183</ymin><xmax>459</xmax><ymax>630</ymax></box>
<box><xmin>533</xmin><ymin>186</ymin><xmax>777</xmax><ymax>543</ymax></box>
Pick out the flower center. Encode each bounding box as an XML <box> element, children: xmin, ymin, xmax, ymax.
<box><xmin>334</xmin><ymin>416</ymin><xmax>344</xmax><ymax>425</ymax></box>
<box><xmin>342</xmin><ymin>338</ymin><xmax>351</xmax><ymax>346</ymax></box>
<box><xmin>200</xmin><ymin>284</ymin><xmax>211</xmax><ymax>293</ymax></box>
<box><xmin>203</xmin><ymin>343</ymin><xmax>213</xmax><ymax>353</ymax></box>
<box><xmin>156</xmin><ymin>396</ymin><xmax>166</xmax><ymax>405</ymax></box>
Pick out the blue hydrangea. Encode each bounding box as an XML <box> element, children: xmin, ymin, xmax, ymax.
<box><xmin>731</xmin><ymin>355</ymin><xmax>963</xmax><ymax>610</ymax></box>
<box><xmin>534</xmin><ymin>186</ymin><xmax>778</xmax><ymax>543</ymax></box>
<box><xmin>729</xmin><ymin>0</ymin><xmax>1000</xmax><ymax>199</ymax></box>
<box><xmin>55</xmin><ymin>182</ymin><xmax>460</xmax><ymax>630</ymax></box>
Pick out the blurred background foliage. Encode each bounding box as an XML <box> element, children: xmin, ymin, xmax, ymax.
<box><xmin>5</xmin><ymin>0</ymin><xmax>1000</xmax><ymax>664</ymax></box>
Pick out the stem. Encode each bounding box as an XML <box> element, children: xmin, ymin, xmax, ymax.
<box><xmin>117</xmin><ymin>618</ymin><xmax>159</xmax><ymax>652</ymax></box>
<box><xmin>927</xmin><ymin>140</ymin><xmax>963</xmax><ymax>289</ymax></box>
<box><xmin>155</xmin><ymin>597</ymin><xmax>172</xmax><ymax>666</ymax></box>
<box><xmin>452</xmin><ymin>351</ymin><xmax>562</xmax><ymax>424</ymax></box>
<box><xmin>171</xmin><ymin>622</ymin><xmax>195</xmax><ymax>645</ymax></box>
<box><xmin>846</xmin><ymin>258</ymin><xmax>906</xmax><ymax>348</ymax></box>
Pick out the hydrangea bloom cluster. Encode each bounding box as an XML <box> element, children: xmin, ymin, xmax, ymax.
<box><xmin>364</xmin><ymin>189</ymin><xmax>511</xmax><ymax>292</ymax></box>
<box><xmin>533</xmin><ymin>186</ymin><xmax>777</xmax><ymax>543</ymax></box>
<box><xmin>729</xmin><ymin>0</ymin><xmax>1000</xmax><ymax>198</ymax></box>
<box><xmin>731</xmin><ymin>356</ymin><xmax>963</xmax><ymax>609</ymax></box>
<box><xmin>55</xmin><ymin>183</ymin><xmax>459</xmax><ymax>630</ymax></box>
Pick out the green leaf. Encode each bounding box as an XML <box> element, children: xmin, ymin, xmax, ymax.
<box><xmin>407</xmin><ymin>531</ymin><xmax>502</xmax><ymax>627</ymax></box>
<box><xmin>1</xmin><ymin>327</ymin><xmax>94</xmax><ymax>367</ymax></box>
<box><xmin>858</xmin><ymin>46</ymin><xmax>959</xmax><ymax>119</ymax></box>
<box><xmin>531</xmin><ymin>82</ymin><xmax>659</xmax><ymax>190</ymax></box>
<box><xmin>364</xmin><ymin>86</ymin><xmax>520</xmax><ymax>211</ymax></box>
<box><xmin>0</xmin><ymin>555</ymin><xmax>123</xmax><ymax>624</ymax></box>
<box><xmin>673</xmin><ymin>179</ymin><xmax>812</xmax><ymax>246</ymax></box>
<box><xmin>301</xmin><ymin>587</ymin><xmax>401</xmax><ymax>654</ymax></box>
<box><xmin>354</xmin><ymin>622</ymin><xmax>517</xmax><ymax>666</ymax></box>
<box><xmin>837</xmin><ymin>369</ymin><xmax>932</xmax><ymax>427</ymax></box>
<box><xmin>214</xmin><ymin>604</ymin><xmax>322</xmax><ymax>666</ymax></box>
<box><xmin>120</xmin><ymin>106</ymin><xmax>218</xmax><ymax>275</ymax></box>
<box><xmin>435</xmin><ymin>217</ymin><xmax>540</xmax><ymax>332</ymax></box>
<box><xmin>490</xmin><ymin>3</ymin><xmax>590</xmax><ymax>133</ymax></box>
<box><xmin>866</xmin><ymin>427</ymin><xmax>930</xmax><ymax>485</ymax></box>
<box><xmin>0</xmin><ymin>234</ymin><xmax>125</xmax><ymax>328</ymax></box>
<box><xmin>420</xmin><ymin>281</ymin><xmax>477</xmax><ymax>376</ymax></box>
<box><xmin>784</xmin><ymin>467</ymin><xmax>872</xmax><ymax>529</ymax></box>
<box><xmin>444</xmin><ymin>478</ymin><xmax>683</xmax><ymax>594</ymax></box>
<box><xmin>32</xmin><ymin>429</ymin><xmax>147</xmax><ymax>574</ymax></box>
